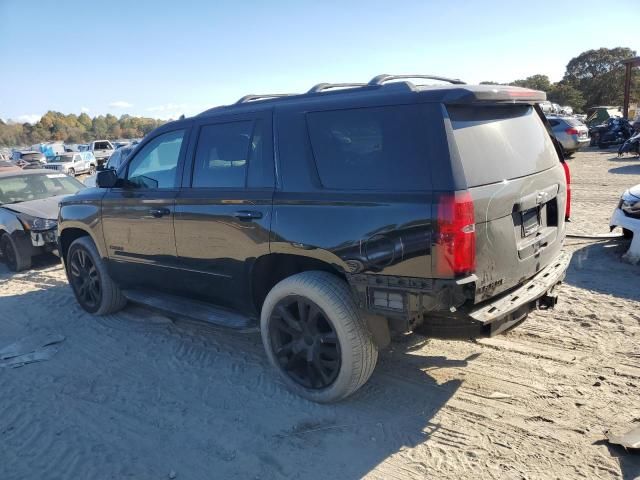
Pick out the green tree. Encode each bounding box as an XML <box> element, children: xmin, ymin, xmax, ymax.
<box><xmin>563</xmin><ymin>47</ymin><xmax>639</xmax><ymax>107</ymax></box>
<box><xmin>510</xmin><ymin>74</ymin><xmax>552</xmax><ymax>92</ymax></box>
<box><xmin>78</xmin><ymin>112</ymin><xmax>92</xmax><ymax>130</ymax></box>
<box><xmin>548</xmin><ymin>83</ymin><xmax>586</xmax><ymax>112</ymax></box>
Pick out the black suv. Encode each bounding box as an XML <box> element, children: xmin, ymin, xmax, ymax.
<box><xmin>58</xmin><ymin>75</ymin><xmax>571</xmax><ymax>402</ymax></box>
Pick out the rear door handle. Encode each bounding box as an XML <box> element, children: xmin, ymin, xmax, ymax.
<box><xmin>233</xmin><ymin>210</ymin><xmax>263</xmax><ymax>221</ymax></box>
<box><xmin>149</xmin><ymin>208</ymin><xmax>171</xmax><ymax>218</ymax></box>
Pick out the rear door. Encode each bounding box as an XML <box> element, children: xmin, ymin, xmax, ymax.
<box><xmin>445</xmin><ymin>104</ymin><xmax>567</xmax><ymax>302</ymax></box>
<box><xmin>173</xmin><ymin>111</ymin><xmax>274</xmax><ymax>313</ymax></box>
<box><xmin>101</xmin><ymin>127</ymin><xmax>189</xmax><ymax>289</ymax></box>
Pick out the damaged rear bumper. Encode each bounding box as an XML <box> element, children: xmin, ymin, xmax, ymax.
<box><xmin>419</xmin><ymin>251</ymin><xmax>572</xmax><ymax>338</ymax></box>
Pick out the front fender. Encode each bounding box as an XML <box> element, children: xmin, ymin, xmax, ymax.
<box><xmin>58</xmin><ymin>194</ymin><xmax>107</xmax><ymax>260</ymax></box>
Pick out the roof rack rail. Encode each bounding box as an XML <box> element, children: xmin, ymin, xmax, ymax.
<box><xmin>235</xmin><ymin>93</ymin><xmax>297</xmax><ymax>104</ymax></box>
<box><xmin>368</xmin><ymin>74</ymin><xmax>466</xmax><ymax>86</ymax></box>
<box><xmin>307</xmin><ymin>82</ymin><xmax>367</xmax><ymax>94</ymax></box>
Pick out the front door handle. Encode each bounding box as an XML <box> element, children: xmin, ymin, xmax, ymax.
<box><xmin>149</xmin><ymin>208</ymin><xmax>171</xmax><ymax>218</ymax></box>
<box><xmin>233</xmin><ymin>210</ymin><xmax>263</xmax><ymax>221</ymax></box>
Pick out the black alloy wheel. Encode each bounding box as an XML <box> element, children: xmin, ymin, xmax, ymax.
<box><xmin>69</xmin><ymin>247</ymin><xmax>101</xmax><ymax>310</ymax></box>
<box><xmin>268</xmin><ymin>295</ymin><xmax>341</xmax><ymax>389</ymax></box>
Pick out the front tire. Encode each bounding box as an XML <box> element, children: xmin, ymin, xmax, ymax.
<box><xmin>67</xmin><ymin>168</ymin><xmax>75</xmax><ymax>176</ymax></box>
<box><xmin>0</xmin><ymin>233</ymin><xmax>31</xmax><ymax>272</ymax></box>
<box><xmin>67</xmin><ymin>236</ymin><xmax>126</xmax><ymax>315</ymax></box>
<box><xmin>89</xmin><ymin>164</ymin><xmax>96</xmax><ymax>175</ymax></box>
<box><xmin>261</xmin><ymin>271</ymin><xmax>378</xmax><ymax>403</ymax></box>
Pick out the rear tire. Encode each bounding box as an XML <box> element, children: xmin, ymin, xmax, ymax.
<box><xmin>261</xmin><ymin>271</ymin><xmax>378</xmax><ymax>403</ymax></box>
<box><xmin>0</xmin><ymin>233</ymin><xmax>31</xmax><ymax>272</ymax></box>
<box><xmin>89</xmin><ymin>165</ymin><xmax>96</xmax><ymax>175</ymax></box>
<box><xmin>67</xmin><ymin>236</ymin><xmax>126</xmax><ymax>315</ymax></box>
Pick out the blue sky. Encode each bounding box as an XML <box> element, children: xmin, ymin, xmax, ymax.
<box><xmin>1</xmin><ymin>0</ymin><xmax>638</xmax><ymax>123</ymax></box>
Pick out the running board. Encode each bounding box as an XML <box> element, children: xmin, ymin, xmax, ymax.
<box><xmin>122</xmin><ymin>289</ymin><xmax>254</xmax><ymax>329</ymax></box>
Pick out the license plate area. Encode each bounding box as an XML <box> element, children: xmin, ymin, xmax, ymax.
<box><xmin>521</xmin><ymin>207</ymin><xmax>540</xmax><ymax>237</ymax></box>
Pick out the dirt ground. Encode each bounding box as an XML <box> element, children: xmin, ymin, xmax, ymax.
<box><xmin>1</xmin><ymin>148</ymin><xmax>639</xmax><ymax>480</ymax></box>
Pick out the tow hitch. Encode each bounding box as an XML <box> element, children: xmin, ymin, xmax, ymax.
<box><xmin>538</xmin><ymin>293</ymin><xmax>558</xmax><ymax>310</ymax></box>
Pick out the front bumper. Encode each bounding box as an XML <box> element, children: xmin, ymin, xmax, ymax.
<box><xmin>418</xmin><ymin>251</ymin><xmax>572</xmax><ymax>338</ymax></box>
<box><xmin>611</xmin><ymin>207</ymin><xmax>640</xmax><ymax>229</ymax></box>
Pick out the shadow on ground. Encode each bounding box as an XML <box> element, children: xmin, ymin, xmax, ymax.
<box><xmin>0</xmin><ymin>253</ymin><xmax>60</xmax><ymax>276</ymax></box>
<box><xmin>565</xmin><ymin>239</ymin><xmax>640</xmax><ymax>302</ymax></box>
<box><xmin>609</xmin><ymin>164</ymin><xmax>640</xmax><ymax>175</ymax></box>
<box><xmin>0</xmin><ymin>280</ymin><xmax>468</xmax><ymax>479</ymax></box>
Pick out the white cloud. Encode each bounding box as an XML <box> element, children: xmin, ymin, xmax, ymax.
<box><xmin>14</xmin><ymin>114</ymin><xmax>42</xmax><ymax>124</ymax></box>
<box><xmin>146</xmin><ymin>103</ymin><xmax>186</xmax><ymax>112</ymax></box>
<box><xmin>81</xmin><ymin>106</ymin><xmax>90</xmax><ymax>113</ymax></box>
<box><xmin>109</xmin><ymin>100</ymin><xmax>133</xmax><ymax>108</ymax></box>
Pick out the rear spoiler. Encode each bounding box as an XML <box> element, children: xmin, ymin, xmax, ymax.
<box><xmin>440</xmin><ymin>86</ymin><xmax>547</xmax><ymax>104</ymax></box>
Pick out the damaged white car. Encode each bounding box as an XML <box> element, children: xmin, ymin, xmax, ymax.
<box><xmin>610</xmin><ymin>183</ymin><xmax>640</xmax><ymax>262</ymax></box>
<box><xmin>0</xmin><ymin>169</ymin><xmax>85</xmax><ymax>271</ymax></box>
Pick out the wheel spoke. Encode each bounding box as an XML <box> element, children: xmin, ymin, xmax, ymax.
<box><xmin>297</xmin><ymin>300</ymin><xmax>309</xmax><ymax>324</ymax></box>
<box><xmin>276</xmin><ymin>305</ymin><xmax>302</xmax><ymax>332</ymax></box>
<box><xmin>319</xmin><ymin>332</ymin><xmax>338</xmax><ymax>344</ymax></box>
<box><xmin>273</xmin><ymin>317</ymin><xmax>299</xmax><ymax>337</ymax></box>
<box><xmin>275</xmin><ymin>340</ymin><xmax>295</xmax><ymax>357</ymax></box>
<box><xmin>70</xmin><ymin>261</ymin><xmax>81</xmax><ymax>278</ymax></box>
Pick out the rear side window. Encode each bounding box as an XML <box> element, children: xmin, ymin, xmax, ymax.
<box><xmin>192</xmin><ymin>120</ymin><xmax>263</xmax><ymax>188</ymax></box>
<box><xmin>448</xmin><ymin>105</ymin><xmax>558</xmax><ymax>187</ymax></box>
<box><xmin>306</xmin><ymin>105</ymin><xmax>431</xmax><ymax>191</ymax></box>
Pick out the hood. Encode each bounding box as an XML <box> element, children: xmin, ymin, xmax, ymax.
<box><xmin>44</xmin><ymin>163</ymin><xmax>68</xmax><ymax>167</ymax></box>
<box><xmin>629</xmin><ymin>184</ymin><xmax>640</xmax><ymax>199</ymax></box>
<box><xmin>2</xmin><ymin>194</ymin><xmax>68</xmax><ymax>220</ymax></box>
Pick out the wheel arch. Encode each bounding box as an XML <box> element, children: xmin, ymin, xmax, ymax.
<box><xmin>249</xmin><ymin>253</ymin><xmax>348</xmax><ymax>316</ymax></box>
<box><xmin>59</xmin><ymin>226</ymin><xmax>102</xmax><ymax>263</ymax></box>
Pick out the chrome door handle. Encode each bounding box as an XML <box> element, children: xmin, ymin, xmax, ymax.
<box><xmin>149</xmin><ymin>208</ymin><xmax>171</xmax><ymax>218</ymax></box>
<box><xmin>233</xmin><ymin>210</ymin><xmax>263</xmax><ymax>221</ymax></box>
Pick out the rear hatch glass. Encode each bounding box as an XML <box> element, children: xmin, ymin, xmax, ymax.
<box><xmin>448</xmin><ymin>105</ymin><xmax>557</xmax><ymax>187</ymax></box>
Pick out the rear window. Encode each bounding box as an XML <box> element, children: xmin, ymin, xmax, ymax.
<box><xmin>306</xmin><ymin>105</ymin><xmax>430</xmax><ymax>191</ymax></box>
<box><xmin>448</xmin><ymin>105</ymin><xmax>558</xmax><ymax>187</ymax></box>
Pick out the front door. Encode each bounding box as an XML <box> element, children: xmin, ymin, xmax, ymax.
<box><xmin>102</xmin><ymin>127</ymin><xmax>189</xmax><ymax>290</ymax></box>
<box><xmin>174</xmin><ymin>112</ymin><xmax>274</xmax><ymax>313</ymax></box>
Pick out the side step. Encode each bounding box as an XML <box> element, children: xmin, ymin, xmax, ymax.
<box><xmin>122</xmin><ymin>289</ymin><xmax>255</xmax><ymax>329</ymax></box>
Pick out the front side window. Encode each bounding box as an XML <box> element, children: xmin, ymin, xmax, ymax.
<box><xmin>192</xmin><ymin>121</ymin><xmax>260</xmax><ymax>188</ymax></box>
<box><xmin>126</xmin><ymin>129</ymin><xmax>185</xmax><ymax>189</ymax></box>
<box><xmin>306</xmin><ymin>105</ymin><xmax>431</xmax><ymax>190</ymax></box>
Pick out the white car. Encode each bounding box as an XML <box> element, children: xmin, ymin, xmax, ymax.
<box><xmin>610</xmin><ymin>184</ymin><xmax>640</xmax><ymax>262</ymax></box>
<box><xmin>43</xmin><ymin>152</ymin><xmax>97</xmax><ymax>176</ymax></box>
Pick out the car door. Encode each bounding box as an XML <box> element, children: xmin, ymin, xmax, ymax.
<box><xmin>102</xmin><ymin>126</ymin><xmax>190</xmax><ymax>290</ymax></box>
<box><xmin>173</xmin><ymin>112</ymin><xmax>274</xmax><ymax>313</ymax></box>
<box><xmin>72</xmin><ymin>154</ymin><xmax>84</xmax><ymax>173</ymax></box>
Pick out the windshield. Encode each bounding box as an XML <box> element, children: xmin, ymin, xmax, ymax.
<box><xmin>50</xmin><ymin>155</ymin><xmax>73</xmax><ymax>163</ymax></box>
<box><xmin>0</xmin><ymin>173</ymin><xmax>84</xmax><ymax>205</ymax></box>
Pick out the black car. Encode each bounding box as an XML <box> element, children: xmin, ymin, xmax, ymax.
<box><xmin>58</xmin><ymin>75</ymin><xmax>571</xmax><ymax>402</ymax></box>
<box><xmin>0</xmin><ymin>170</ymin><xmax>85</xmax><ymax>271</ymax></box>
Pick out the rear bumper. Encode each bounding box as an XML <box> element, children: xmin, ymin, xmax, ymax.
<box><xmin>418</xmin><ymin>251</ymin><xmax>572</xmax><ymax>338</ymax></box>
<box><xmin>561</xmin><ymin>137</ymin><xmax>590</xmax><ymax>151</ymax></box>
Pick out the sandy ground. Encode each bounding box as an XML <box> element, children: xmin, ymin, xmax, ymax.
<box><xmin>1</xmin><ymin>148</ymin><xmax>639</xmax><ymax>480</ymax></box>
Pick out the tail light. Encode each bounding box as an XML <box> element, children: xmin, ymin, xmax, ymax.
<box><xmin>435</xmin><ymin>191</ymin><xmax>476</xmax><ymax>276</ymax></box>
<box><xmin>565</xmin><ymin>127</ymin><xmax>580</xmax><ymax>135</ymax></box>
<box><xmin>561</xmin><ymin>161</ymin><xmax>571</xmax><ymax>221</ymax></box>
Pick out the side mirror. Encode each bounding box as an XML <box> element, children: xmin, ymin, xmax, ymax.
<box><xmin>96</xmin><ymin>169</ymin><xmax>118</xmax><ymax>188</ymax></box>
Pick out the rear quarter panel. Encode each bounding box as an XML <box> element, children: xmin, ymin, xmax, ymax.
<box><xmin>271</xmin><ymin>101</ymin><xmax>449</xmax><ymax>278</ymax></box>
